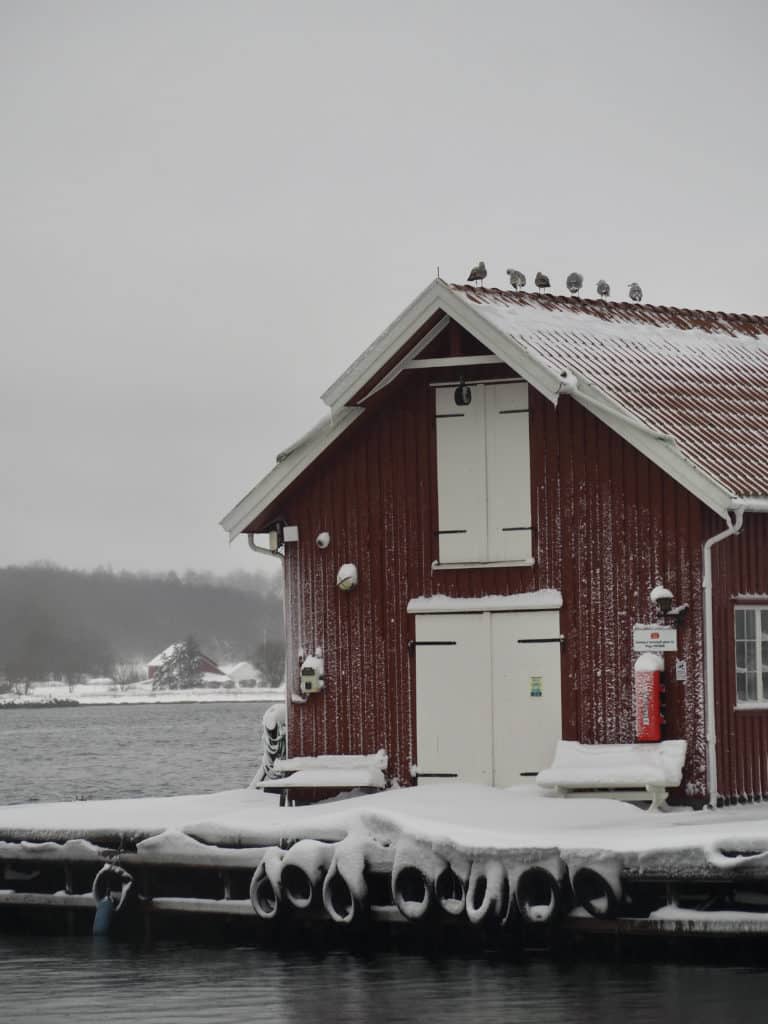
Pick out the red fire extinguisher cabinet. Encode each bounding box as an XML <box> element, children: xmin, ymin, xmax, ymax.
<box><xmin>634</xmin><ymin>652</ymin><xmax>664</xmax><ymax>742</ymax></box>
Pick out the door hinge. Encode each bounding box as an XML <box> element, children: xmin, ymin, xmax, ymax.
<box><xmin>407</xmin><ymin>640</ymin><xmax>457</xmax><ymax>652</ymax></box>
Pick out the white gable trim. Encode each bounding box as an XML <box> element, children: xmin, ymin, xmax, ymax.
<box><xmin>323</xmin><ymin>279</ymin><xmax>565</xmax><ymax>414</ymax></box>
<box><xmin>221</xmin><ymin>280</ymin><xmax>760</xmax><ymax>539</ymax></box>
<box><xmin>319</xmin><ymin>279</ymin><xmax>738</xmax><ymax>519</ymax></box>
<box><xmin>220</xmin><ymin>407</ymin><xmax>364</xmax><ymax>540</ymax></box>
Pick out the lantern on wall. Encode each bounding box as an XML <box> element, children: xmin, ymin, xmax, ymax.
<box><xmin>336</xmin><ymin>563</ymin><xmax>358</xmax><ymax>591</ymax></box>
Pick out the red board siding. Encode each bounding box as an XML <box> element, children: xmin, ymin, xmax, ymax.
<box><xmin>709</xmin><ymin>513</ymin><xmax>768</xmax><ymax>803</ymax></box>
<box><xmin>276</xmin><ymin>368</ymin><xmax>709</xmax><ymax>798</ymax></box>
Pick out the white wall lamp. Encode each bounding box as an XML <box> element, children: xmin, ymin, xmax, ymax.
<box><xmin>336</xmin><ymin>563</ymin><xmax>358</xmax><ymax>591</ymax></box>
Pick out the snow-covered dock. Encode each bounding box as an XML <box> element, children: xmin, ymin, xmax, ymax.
<box><xmin>2</xmin><ymin>785</ymin><xmax>768</xmax><ymax>948</ymax></box>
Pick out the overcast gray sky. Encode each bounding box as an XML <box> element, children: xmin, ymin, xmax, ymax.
<box><xmin>2</xmin><ymin>0</ymin><xmax>766</xmax><ymax>576</ymax></box>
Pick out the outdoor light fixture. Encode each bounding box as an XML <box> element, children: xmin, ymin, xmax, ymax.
<box><xmin>336</xmin><ymin>563</ymin><xmax>358</xmax><ymax>591</ymax></box>
<box><xmin>316</xmin><ymin>531</ymin><xmax>331</xmax><ymax>549</ymax></box>
<box><xmin>650</xmin><ymin>584</ymin><xmax>674</xmax><ymax>617</ymax></box>
<box><xmin>454</xmin><ymin>380</ymin><xmax>472</xmax><ymax>406</ymax></box>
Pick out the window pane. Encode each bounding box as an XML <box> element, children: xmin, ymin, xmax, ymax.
<box><xmin>745</xmin><ymin>609</ymin><xmax>757</xmax><ymax>640</ymax></box>
<box><xmin>736</xmin><ymin>670</ymin><xmax>747</xmax><ymax>702</ymax></box>
<box><xmin>736</xmin><ymin>641</ymin><xmax>747</xmax><ymax>670</ymax></box>
<box><xmin>735</xmin><ymin>609</ymin><xmax>746</xmax><ymax>640</ymax></box>
<box><xmin>746</xmin><ymin>643</ymin><xmax>757</xmax><ymax>672</ymax></box>
<box><xmin>762</xmin><ymin>610</ymin><xmax>768</xmax><ymax>641</ymax></box>
<box><xmin>763</xmin><ymin>641</ymin><xmax>768</xmax><ymax>673</ymax></box>
<box><xmin>762</xmin><ymin>670</ymin><xmax>768</xmax><ymax>702</ymax></box>
<box><xmin>747</xmin><ymin>671</ymin><xmax>758</xmax><ymax>702</ymax></box>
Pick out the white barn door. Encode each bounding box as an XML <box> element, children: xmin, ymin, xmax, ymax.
<box><xmin>413</xmin><ymin>609</ymin><xmax>562</xmax><ymax>786</ymax></box>
<box><xmin>414</xmin><ymin>613</ymin><xmax>492</xmax><ymax>784</ymax></box>
<box><xmin>490</xmin><ymin>611</ymin><xmax>562</xmax><ymax>785</ymax></box>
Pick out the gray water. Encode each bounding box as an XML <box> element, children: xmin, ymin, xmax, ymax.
<box><xmin>0</xmin><ymin>703</ymin><xmax>267</xmax><ymax>804</ymax></box>
<box><xmin>2</xmin><ymin>703</ymin><xmax>768</xmax><ymax>1022</ymax></box>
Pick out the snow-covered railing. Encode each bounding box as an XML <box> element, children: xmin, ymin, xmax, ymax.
<box><xmin>536</xmin><ymin>740</ymin><xmax>687</xmax><ymax>812</ymax></box>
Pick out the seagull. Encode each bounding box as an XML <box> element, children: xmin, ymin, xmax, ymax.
<box><xmin>506</xmin><ymin>268</ymin><xmax>526</xmax><ymax>291</ymax></box>
<box><xmin>566</xmin><ymin>272</ymin><xmax>583</xmax><ymax>296</ymax></box>
<box><xmin>596</xmin><ymin>279</ymin><xmax>610</xmax><ymax>299</ymax></box>
<box><xmin>467</xmin><ymin>261</ymin><xmax>487</xmax><ymax>287</ymax></box>
<box><xmin>534</xmin><ymin>271</ymin><xmax>550</xmax><ymax>293</ymax></box>
<box><xmin>628</xmin><ymin>282</ymin><xmax>643</xmax><ymax>302</ymax></box>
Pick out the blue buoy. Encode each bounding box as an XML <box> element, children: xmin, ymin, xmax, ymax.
<box><xmin>92</xmin><ymin>895</ymin><xmax>114</xmax><ymax>936</ymax></box>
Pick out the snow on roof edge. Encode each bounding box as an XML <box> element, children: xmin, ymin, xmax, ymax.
<box><xmin>219</xmin><ymin>407</ymin><xmax>364</xmax><ymax>538</ymax></box>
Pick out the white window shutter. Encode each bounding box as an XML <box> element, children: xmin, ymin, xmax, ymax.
<box><xmin>485</xmin><ymin>382</ymin><xmax>532</xmax><ymax>562</ymax></box>
<box><xmin>435</xmin><ymin>385</ymin><xmax>487</xmax><ymax>563</ymax></box>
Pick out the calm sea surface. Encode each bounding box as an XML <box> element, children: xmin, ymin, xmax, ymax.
<box><xmin>2</xmin><ymin>703</ymin><xmax>768</xmax><ymax>1023</ymax></box>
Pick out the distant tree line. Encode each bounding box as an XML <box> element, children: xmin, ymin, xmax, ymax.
<box><xmin>0</xmin><ymin>563</ymin><xmax>284</xmax><ymax>688</ymax></box>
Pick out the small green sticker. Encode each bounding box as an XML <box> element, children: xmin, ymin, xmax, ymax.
<box><xmin>530</xmin><ymin>676</ymin><xmax>543</xmax><ymax>698</ymax></box>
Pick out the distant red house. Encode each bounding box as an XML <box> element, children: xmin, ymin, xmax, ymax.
<box><xmin>221</xmin><ymin>278</ymin><xmax>768</xmax><ymax>806</ymax></box>
<box><xmin>147</xmin><ymin>644</ymin><xmax>229</xmax><ymax>682</ymax></box>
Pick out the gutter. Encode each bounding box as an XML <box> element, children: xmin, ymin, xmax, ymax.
<box><xmin>702</xmin><ymin>505</ymin><xmax>745</xmax><ymax>808</ymax></box>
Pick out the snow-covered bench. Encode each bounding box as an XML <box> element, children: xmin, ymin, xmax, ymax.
<box><xmin>252</xmin><ymin>751</ymin><xmax>388</xmax><ymax>806</ymax></box>
<box><xmin>536</xmin><ymin>740</ymin><xmax>687</xmax><ymax>811</ymax></box>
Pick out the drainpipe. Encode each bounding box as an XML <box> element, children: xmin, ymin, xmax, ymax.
<box><xmin>702</xmin><ymin>505</ymin><xmax>744</xmax><ymax>808</ymax></box>
<box><xmin>247</xmin><ymin>533</ymin><xmax>284</xmax><ymax>560</ymax></box>
<box><xmin>246</xmin><ymin>533</ymin><xmax>298</xmax><ymax>709</ymax></box>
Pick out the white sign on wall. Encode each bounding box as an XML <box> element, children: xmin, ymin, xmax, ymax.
<box><xmin>633</xmin><ymin>625</ymin><xmax>678</xmax><ymax>653</ymax></box>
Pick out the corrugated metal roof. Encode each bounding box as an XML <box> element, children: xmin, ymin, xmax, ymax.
<box><xmin>450</xmin><ymin>285</ymin><xmax>768</xmax><ymax>499</ymax></box>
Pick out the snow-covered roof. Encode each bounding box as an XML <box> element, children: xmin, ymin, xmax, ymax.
<box><xmin>221</xmin><ymin>279</ymin><xmax>768</xmax><ymax>538</ymax></box>
<box><xmin>147</xmin><ymin>643</ymin><xmax>182</xmax><ymax>668</ymax></box>
<box><xmin>147</xmin><ymin>644</ymin><xmax>227</xmax><ymax>679</ymax></box>
<box><xmin>222</xmin><ymin>661</ymin><xmax>259</xmax><ymax>682</ymax></box>
<box><xmin>446</xmin><ymin>286</ymin><xmax>768</xmax><ymax>505</ymax></box>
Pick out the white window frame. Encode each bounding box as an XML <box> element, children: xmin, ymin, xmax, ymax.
<box><xmin>734</xmin><ymin>605</ymin><xmax>768</xmax><ymax>705</ymax></box>
<box><xmin>434</xmin><ymin>379</ymin><xmax>532</xmax><ymax>567</ymax></box>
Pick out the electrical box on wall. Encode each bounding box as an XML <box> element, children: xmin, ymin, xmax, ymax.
<box><xmin>300</xmin><ymin>654</ymin><xmax>325</xmax><ymax>695</ymax></box>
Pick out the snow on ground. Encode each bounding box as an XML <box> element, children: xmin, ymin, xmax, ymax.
<box><xmin>0</xmin><ymin>789</ymin><xmax>278</xmax><ymax>842</ymax></box>
<box><xmin>0</xmin><ymin>679</ymin><xmax>285</xmax><ymax>706</ymax></box>
<box><xmin>2</xmin><ymin>783</ymin><xmax>768</xmax><ymax>882</ymax></box>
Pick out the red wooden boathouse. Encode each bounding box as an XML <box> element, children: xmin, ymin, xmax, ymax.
<box><xmin>222</xmin><ymin>280</ymin><xmax>768</xmax><ymax>806</ymax></box>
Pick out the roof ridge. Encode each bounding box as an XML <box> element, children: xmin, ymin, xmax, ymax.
<box><xmin>450</xmin><ymin>284</ymin><xmax>768</xmax><ymax>333</ymax></box>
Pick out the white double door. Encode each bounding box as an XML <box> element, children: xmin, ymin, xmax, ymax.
<box><xmin>414</xmin><ymin>610</ymin><xmax>562</xmax><ymax>786</ymax></box>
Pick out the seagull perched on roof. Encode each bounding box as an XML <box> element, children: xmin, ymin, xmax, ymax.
<box><xmin>506</xmin><ymin>268</ymin><xmax>526</xmax><ymax>291</ymax></box>
<box><xmin>534</xmin><ymin>271</ymin><xmax>550</xmax><ymax>293</ymax></box>
<box><xmin>596</xmin><ymin>279</ymin><xmax>610</xmax><ymax>299</ymax></box>
<box><xmin>467</xmin><ymin>261</ymin><xmax>487</xmax><ymax>287</ymax></box>
<box><xmin>629</xmin><ymin>282</ymin><xmax>643</xmax><ymax>302</ymax></box>
<box><xmin>566</xmin><ymin>272</ymin><xmax>583</xmax><ymax>296</ymax></box>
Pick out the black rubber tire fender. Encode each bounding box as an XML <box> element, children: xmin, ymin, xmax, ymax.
<box><xmin>92</xmin><ymin>863</ymin><xmax>134</xmax><ymax>912</ymax></box>
<box><xmin>391</xmin><ymin>864</ymin><xmax>434</xmax><ymax>922</ymax></box>
<box><xmin>515</xmin><ymin>866</ymin><xmax>561</xmax><ymax>925</ymax></box>
<box><xmin>571</xmin><ymin>866</ymin><xmax>621</xmax><ymax>920</ymax></box>
<box><xmin>322</xmin><ymin>864</ymin><xmax>367</xmax><ymax>925</ymax></box>
<box><xmin>249</xmin><ymin>861</ymin><xmax>281</xmax><ymax>920</ymax></box>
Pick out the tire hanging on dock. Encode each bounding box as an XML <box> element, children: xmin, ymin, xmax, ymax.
<box><xmin>280</xmin><ymin>839</ymin><xmax>336</xmax><ymax>911</ymax></box>
<box><xmin>249</xmin><ymin>848</ymin><xmax>285</xmax><ymax>920</ymax></box>
<box><xmin>321</xmin><ymin>836</ymin><xmax>370</xmax><ymax>925</ymax></box>
<box><xmin>571</xmin><ymin>864</ymin><xmax>622</xmax><ymax>920</ymax></box>
<box><xmin>91</xmin><ymin>863</ymin><xmax>134</xmax><ymax>913</ymax></box>
<box><xmin>515</xmin><ymin>865</ymin><xmax>562</xmax><ymax>925</ymax></box>
<box><xmin>465</xmin><ymin>858</ymin><xmax>510</xmax><ymax>927</ymax></box>
<box><xmin>434</xmin><ymin>864</ymin><xmax>468</xmax><ymax>918</ymax></box>
<box><xmin>391</xmin><ymin>839</ymin><xmax>445</xmax><ymax>922</ymax></box>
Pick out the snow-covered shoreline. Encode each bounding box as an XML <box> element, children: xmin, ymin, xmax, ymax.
<box><xmin>0</xmin><ymin>682</ymin><xmax>285</xmax><ymax>708</ymax></box>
